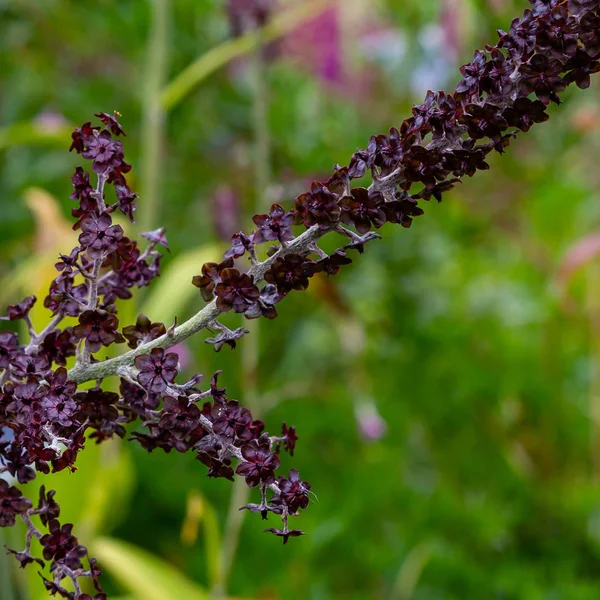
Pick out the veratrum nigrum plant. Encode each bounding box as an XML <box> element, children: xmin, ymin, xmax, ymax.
<box><xmin>2</xmin><ymin>0</ymin><xmax>600</xmax><ymax>597</ymax></box>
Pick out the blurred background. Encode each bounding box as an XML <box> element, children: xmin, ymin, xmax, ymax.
<box><xmin>2</xmin><ymin>0</ymin><xmax>600</xmax><ymax>598</ymax></box>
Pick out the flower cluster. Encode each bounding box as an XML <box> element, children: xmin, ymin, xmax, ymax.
<box><xmin>2</xmin><ymin>1</ymin><xmax>600</xmax><ymax>597</ymax></box>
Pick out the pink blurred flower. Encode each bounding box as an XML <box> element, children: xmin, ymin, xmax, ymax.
<box><xmin>168</xmin><ymin>342</ymin><xmax>191</xmax><ymax>371</ymax></box>
<box><xmin>355</xmin><ymin>400</ymin><xmax>387</xmax><ymax>442</ymax></box>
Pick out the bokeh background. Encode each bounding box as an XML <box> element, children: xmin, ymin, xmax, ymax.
<box><xmin>2</xmin><ymin>0</ymin><xmax>600</xmax><ymax>598</ymax></box>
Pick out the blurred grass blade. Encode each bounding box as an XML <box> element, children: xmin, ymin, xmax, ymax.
<box><xmin>391</xmin><ymin>542</ymin><xmax>435</xmax><ymax>600</ymax></box>
<box><xmin>93</xmin><ymin>537</ymin><xmax>209</xmax><ymax>600</ymax></box>
<box><xmin>0</xmin><ymin>187</ymin><xmax>76</xmax><ymax>309</ymax></box>
<box><xmin>139</xmin><ymin>243</ymin><xmax>225</xmax><ymax>323</ymax></box>
<box><xmin>24</xmin><ymin>187</ymin><xmax>74</xmax><ymax>253</ymax></box>
<box><xmin>160</xmin><ymin>0</ymin><xmax>333</xmax><ymax>111</ymax></box>
<box><xmin>181</xmin><ymin>491</ymin><xmax>223</xmax><ymax>588</ymax></box>
<box><xmin>0</xmin><ymin>530</ymin><xmax>17</xmax><ymax>600</ymax></box>
<box><xmin>138</xmin><ymin>0</ymin><xmax>170</xmax><ymax>232</ymax></box>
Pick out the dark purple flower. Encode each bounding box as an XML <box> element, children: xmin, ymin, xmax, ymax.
<box><xmin>0</xmin><ymin>479</ymin><xmax>33</xmax><ymax>527</ymax></box>
<box><xmin>134</xmin><ymin>348</ymin><xmax>179</xmax><ymax>393</ymax></box>
<box><xmin>323</xmin><ymin>167</ymin><xmax>351</xmax><ymax>196</ymax></box>
<box><xmin>482</xmin><ymin>47</ymin><xmax>512</xmax><ymax>95</ymax></box>
<box><xmin>274</xmin><ymin>469</ymin><xmax>310</xmax><ymax>513</ymax></box>
<box><xmin>376</xmin><ymin>127</ymin><xmax>409</xmax><ymax>174</ymax></box>
<box><xmin>1</xmin><ymin>445</ymin><xmax>36</xmax><ymax>484</ymax></box>
<box><xmin>214</xmin><ymin>269</ymin><xmax>260</xmax><ymax>313</ymax></box>
<box><xmin>263</xmin><ymin>527</ymin><xmax>305</xmax><ymax>544</ymax></box>
<box><xmin>535</xmin><ymin>4</ymin><xmax>578</xmax><ymax>56</ymax></box>
<box><xmin>6</xmin><ymin>548</ymin><xmax>44</xmax><ymax>569</ymax></box>
<box><xmin>252</xmin><ymin>203</ymin><xmax>295</xmax><ymax>244</ymax></box>
<box><xmin>114</xmin><ymin>183</ymin><xmax>137</xmax><ymax>222</ymax></box>
<box><xmin>224</xmin><ymin>232</ymin><xmax>255</xmax><ymax>260</ymax></box>
<box><xmin>44</xmin><ymin>276</ymin><xmax>88</xmax><ymax>317</ymax></box>
<box><xmin>106</xmin><ymin>159</ymin><xmax>132</xmax><ymax>186</ymax></box>
<box><xmin>236</xmin><ymin>438</ymin><xmax>280</xmax><ymax>487</ymax></box>
<box><xmin>40</xmin><ymin>519</ymin><xmax>79</xmax><ymax>562</ymax></box>
<box><xmin>456</xmin><ymin>49</ymin><xmax>487</xmax><ymax>99</ymax></box>
<box><xmin>339</xmin><ymin>188</ymin><xmax>386</xmax><ymax>234</ymax></box>
<box><xmin>402</xmin><ymin>145</ymin><xmax>446</xmax><ymax>187</ymax></box>
<box><xmin>264</xmin><ymin>253</ymin><xmax>314</xmax><ymax>295</ymax></box>
<box><xmin>38</xmin><ymin>486</ymin><xmax>60</xmax><ymax>527</ymax></box>
<box><xmin>0</xmin><ymin>295</ymin><xmax>36</xmax><ymax>321</ymax></box>
<box><xmin>381</xmin><ymin>197</ymin><xmax>425</xmax><ymax>228</ymax></box>
<box><xmin>570</xmin><ymin>0</ymin><xmax>597</xmax><ymax>16</ymax></box>
<box><xmin>530</xmin><ymin>0</ymin><xmax>562</xmax><ymax>16</ymax></box>
<box><xmin>42</xmin><ymin>368</ymin><xmax>78</xmax><ymax>427</ymax></box>
<box><xmin>497</xmin><ymin>9</ymin><xmax>539</xmax><ymax>55</ymax></box>
<box><xmin>205</xmin><ymin>326</ymin><xmax>249</xmax><ymax>351</ymax></box>
<box><xmin>348</xmin><ymin>149</ymin><xmax>369</xmax><ymax>179</ymax></box>
<box><xmin>518</xmin><ymin>54</ymin><xmax>566</xmax><ymax>104</ymax></box>
<box><xmin>39</xmin><ymin>575</ymin><xmax>71</xmax><ymax>598</ymax></box>
<box><xmin>81</xmin><ymin>129</ymin><xmax>125</xmax><ymax>174</ymax></box>
<box><xmin>159</xmin><ymin>396</ymin><xmax>201</xmax><ymax>439</ymax></box>
<box><xmin>212</xmin><ymin>400</ymin><xmax>253</xmax><ymax>440</ymax></box>
<box><xmin>8</xmin><ymin>377</ymin><xmax>48</xmax><ymax>425</ymax></box>
<box><xmin>42</xmin><ymin>327</ymin><xmax>76</xmax><ymax>367</ymax></box>
<box><xmin>192</xmin><ymin>257</ymin><xmax>234</xmax><ymax>302</ymax></box>
<box><xmin>120</xmin><ymin>377</ymin><xmax>159</xmax><ymax>415</ymax></box>
<box><xmin>407</xmin><ymin>90</ymin><xmax>437</xmax><ymax>136</ymax></box>
<box><xmin>79</xmin><ymin>213</ymin><xmax>124</xmax><ymax>259</ymax></box>
<box><xmin>310</xmin><ymin>249</ymin><xmax>352</xmax><ymax>276</ymax></box>
<box><xmin>123</xmin><ymin>314</ymin><xmax>166</xmax><ymax>349</ymax></box>
<box><xmin>579</xmin><ymin>10</ymin><xmax>600</xmax><ymax>54</ymax></box>
<box><xmin>502</xmin><ymin>96</ymin><xmax>550</xmax><ymax>131</ymax></box>
<box><xmin>295</xmin><ymin>182</ymin><xmax>341</xmax><ymax>229</ymax></box>
<box><xmin>69</xmin><ymin>122</ymin><xmax>98</xmax><ymax>154</ymax></box>
<box><xmin>196</xmin><ymin>440</ymin><xmax>235</xmax><ymax>480</ymax></box>
<box><xmin>76</xmin><ymin>388</ymin><xmax>125</xmax><ymax>441</ymax></box>
<box><xmin>54</xmin><ymin>248</ymin><xmax>82</xmax><ymax>275</ymax></box>
<box><xmin>459</xmin><ymin>103</ymin><xmax>509</xmax><ymax>140</ymax></box>
<box><xmin>95</xmin><ymin>111</ymin><xmax>126</xmax><ymax>136</ymax></box>
<box><xmin>0</xmin><ymin>331</ymin><xmax>18</xmax><ymax>369</ymax></box>
<box><xmin>563</xmin><ymin>48</ymin><xmax>600</xmax><ymax>89</ymax></box>
<box><xmin>70</xmin><ymin>166</ymin><xmax>93</xmax><ymax>202</ymax></box>
<box><xmin>279</xmin><ymin>422</ymin><xmax>298</xmax><ymax>456</ymax></box>
<box><xmin>73</xmin><ymin>310</ymin><xmax>124</xmax><ymax>353</ymax></box>
<box><xmin>141</xmin><ymin>227</ymin><xmax>169</xmax><ymax>251</ymax></box>
<box><xmin>9</xmin><ymin>351</ymin><xmax>51</xmax><ymax>378</ymax></box>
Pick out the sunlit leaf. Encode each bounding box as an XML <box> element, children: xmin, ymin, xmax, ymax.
<box><xmin>93</xmin><ymin>537</ymin><xmax>209</xmax><ymax>600</ymax></box>
<box><xmin>139</xmin><ymin>243</ymin><xmax>225</xmax><ymax>324</ymax></box>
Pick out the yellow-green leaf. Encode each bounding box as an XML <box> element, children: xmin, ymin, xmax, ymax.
<box><xmin>140</xmin><ymin>243</ymin><xmax>225</xmax><ymax>325</ymax></box>
<box><xmin>93</xmin><ymin>537</ymin><xmax>209</xmax><ymax>600</ymax></box>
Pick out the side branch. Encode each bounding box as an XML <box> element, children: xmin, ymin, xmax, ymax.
<box><xmin>67</xmin><ymin>225</ymin><xmax>325</xmax><ymax>384</ymax></box>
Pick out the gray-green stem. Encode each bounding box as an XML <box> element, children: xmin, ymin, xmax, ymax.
<box><xmin>67</xmin><ymin>224</ymin><xmax>325</xmax><ymax>384</ymax></box>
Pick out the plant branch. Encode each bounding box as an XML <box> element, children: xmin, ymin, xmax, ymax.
<box><xmin>67</xmin><ymin>223</ymin><xmax>326</xmax><ymax>383</ymax></box>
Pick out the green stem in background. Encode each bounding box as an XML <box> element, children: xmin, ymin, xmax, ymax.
<box><xmin>139</xmin><ymin>0</ymin><xmax>170</xmax><ymax>233</ymax></box>
<box><xmin>0</xmin><ymin>529</ymin><xmax>17</xmax><ymax>600</ymax></box>
<box><xmin>160</xmin><ymin>0</ymin><xmax>333</xmax><ymax>111</ymax></box>
<box><xmin>587</xmin><ymin>262</ymin><xmax>600</xmax><ymax>479</ymax></box>
<box><xmin>212</xmin><ymin>24</ymin><xmax>272</xmax><ymax>600</ymax></box>
<box><xmin>250</xmin><ymin>38</ymin><xmax>272</xmax><ymax>208</ymax></box>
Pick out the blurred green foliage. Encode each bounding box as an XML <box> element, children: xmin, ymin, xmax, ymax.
<box><xmin>3</xmin><ymin>0</ymin><xmax>600</xmax><ymax>599</ymax></box>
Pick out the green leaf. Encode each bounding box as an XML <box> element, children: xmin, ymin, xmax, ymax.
<box><xmin>0</xmin><ymin>121</ymin><xmax>73</xmax><ymax>151</ymax></box>
<box><xmin>391</xmin><ymin>541</ymin><xmax>436</xmax><ymax>600</ymax></box>
<box><xmin>181</xmin><ymin>491</ymin><xmax>222</xmax><ymax>589</ymax></box>
<box><xmin>93</xmin><ymin>537</ymin><xmax>209</xmax><ymax>600</ymax></box>
<box><xmin>139</xmin><ymin>243</ymin><xmax>225</xmax><ymax>325</ymax></box>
